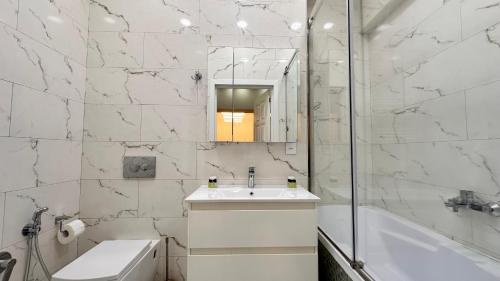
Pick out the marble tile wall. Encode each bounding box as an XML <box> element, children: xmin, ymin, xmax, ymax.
<box><xmin>365</xmin><ymin>0</ymin><xmax>500</xmax><ymax>260</ymax></box>
<box><xmin>81</xmin><ymin>0</ymin><xmax>308</xmax><ymax>280</ymax></box>
<box><xmin>0</xmin><ymin>0</ymin><xmax>89</xmax><ymax>280</ymax></box>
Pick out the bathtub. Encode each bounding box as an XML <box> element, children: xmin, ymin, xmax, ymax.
<box><xmin>319</xmin><ymin>205</ymin><xmax>500</xmax><ymax>281</ymax></box>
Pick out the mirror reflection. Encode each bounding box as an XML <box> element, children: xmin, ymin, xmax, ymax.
<box><xmin>208</xmin><ymin>47</ymin><xmax>299</xmax><ymax>143</ymax></box>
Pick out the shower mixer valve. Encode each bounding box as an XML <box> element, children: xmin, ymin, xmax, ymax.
<box><xmin>445</xmin><ymin>190</ymin><xmax>500</xmax><ymax>217</ymax></box>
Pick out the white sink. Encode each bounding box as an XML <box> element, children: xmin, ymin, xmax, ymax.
<box><xmin>185</xmin><ymin>185</ymin><xmax>320</xmax><ymax>203</ymax></box>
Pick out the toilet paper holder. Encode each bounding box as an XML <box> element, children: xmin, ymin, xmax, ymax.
<box><xmin>55</xmin><ymin>215</ymin><xmax>72</xmax><ymax>233</ymax></box>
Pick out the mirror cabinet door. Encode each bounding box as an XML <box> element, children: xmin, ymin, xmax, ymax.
<box><xmin>208</xmin><ymin>47</ymin><xmax>298</xmax><ymax>143</ymax></box>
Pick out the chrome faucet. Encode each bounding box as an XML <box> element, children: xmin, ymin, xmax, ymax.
<box><xmin>445</xmin><ymin>190</ymin><xmax>500</xmax><ymax>216</ymax></box>
<box><xmin>248</xmin><ymin>167</ymin><xmax>255</xmax><ymax>188</ymax></box>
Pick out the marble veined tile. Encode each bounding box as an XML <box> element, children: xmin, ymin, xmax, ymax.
<box><xmin>78</xmin><ymin>217</ymin><xmax>187</xmax><ymax>257</ymax></box>
<box><xmin>461</xmin><ymin>0</ymin><xmax>500</xmax><ymax>39</ymax></box>
<box><xmin>18</xmin><ymin>0</ymin><xmax>88</xmax><ymax>65</ymax></box>
<box><xmin>10</xmin><ymin>84</ymin><xmax>84</xmax><ymax>140</ymax></box>
<box><xmin>81</xmin><ymin>141</ymin><xmax>196</xmax><ymax>179</ymax></box>
<box><xmin>406</xmin><ymin>140</ymin><xmax>500</xmax><ymax>196</ymax></box>
<box><xmin>89</xmin><ymin>0</ymin><xmax>199</xmax><ymax>33</ymax></box>
<box><xmin>141</xmin><ymin>105</ymin><xmax>206</xmax><ymax>142</ymax></box>
<box><xmin>52</xmin><ymin>0</ymin><xmax>90</xmax><ymax>30</ymax></box>
<box><xmin>0</xmin><ymin>138</ymin><xmax>81</xmax><ymax>192</ymax></box>
<box><xmin>404</xmin><ymin>23</ymin><xmax>500</xmax><ymax>101</ymax></box>
<box><xmin>85</xmin><ymin>68</ymin><xmax>200</xmax><ymax>105</ymax></box>
<box><xmin>88</xmin><ymin>32</ymin><xmax>144</xmax><ymax>68</ymax></box>
<box><xmin>197</xmin><ymin>142</ymin><xmax>307</xmax><ymax>180</ymax></box>
<box><xmin>0</xmin><ymin>0</ymin><xmax>18</xmax><ymax>28</ymax></box>
<box><xmin>391</xmin><ymin>1</ymin><xmax>461</xmax><ymax>71</ymax></box>
<box><xmin>138</xmin><ymin>180</ymin><xmax>198</xmax><ymax>218</ymax></box>
<box><xmin>144</xmin><ymin>34</ymin><xmax>207</xmax><ymax>69</ymax></box>
<box><xmin>80</xmin><ymin>179</ymin><xmax>139</xmax><ymax>219</ymax></box>
<box><xmin>0</xmin><ymin>23</ymin><xmax>86</xmax><ymax>102</ymax></box>
<box><xmin>199</xmin><ymin>0</ymin><xmax>306</xmax><ymax>37</ymax></box>
<box><xmin>0</xmin><ymin>80</ymin><xmax>12</xmax><ymax>136</ymax></box>
<box><xmin>3</xmin><ymin>180</ymin><xmax>80</xmax><ymax>246</ymax></box>
<box><xmin>466</xmin><ymin>80</ymin><xmax>500</xmax><ymax>140</ymax></box>
<box><xmin>84</xmin><ymin>104</ymin><xmax>141</xmax><ymax>141</ymax></box>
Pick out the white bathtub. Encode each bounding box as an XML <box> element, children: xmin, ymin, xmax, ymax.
<box><xmin>319</xmin><ymin>205</ymin><xmax>500</xmax><ymax>281</ymax></box>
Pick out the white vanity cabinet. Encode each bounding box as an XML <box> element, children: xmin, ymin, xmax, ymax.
<box><xmin>185</xmin><ymin>186</ymin><xmax>320</xmax><ymax>281</ymax></box>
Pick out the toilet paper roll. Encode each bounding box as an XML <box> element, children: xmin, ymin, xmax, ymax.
<box><xmin>57</xmin><ymin>220</ymin><xmax>85</xmax><ymax>245</ymax></box>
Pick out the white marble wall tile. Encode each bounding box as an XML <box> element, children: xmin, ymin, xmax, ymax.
<box><xmin>205</xmin><ymin>34</ymin><xmax>253</xmax><ymax>47</ymax></box>
<box><xmin>152</xmin><ymin>218</ymin><xmax>188</xmax><ymax>257</ymax></box>
<box><xmin>0</xmin><ymin>0</ymin><xmax>18</xmax><ymax>28</ymax></box>
<box><xmin>0</xmin><ymin>138</ymin><xmax>80</xmax><ymax>191</ymax></box>
<box><xmin>36</xmin><ymin>140</ymin><xmax>82</xmax><ymax>185</ymax></box>
<box><xmin>199</xmin><ymin>0</ymin><xmax>306</xmax><ymax>37</ymax></box>
<box><xmin>78</xmin><ymin>217</ymin><xmax>187</xmax><ymax>257</ymax></box>
<box><xmin>2</xmin><ymin>180</ymin><xmax>80</xmax><ymax>247</ymax></box>
<box><xmin>85</xmin><ymin>68</ymin><xmax>200</xmax><ymax>105</ymax></box>
<box><xmin>0</xmin><ymin>138</ymin><xmax>38</xmax><ymax>191</ymax></box>
<box><xmin>405</xmin><ymin>140</ymin><xmax>500</xmax><ymax>196</ymax></box>
<box><xmin>138</xmin><ymin>180</ymin><xmax>198</xmax><ymax>218</ymax></box>
<box><xmin>0</xmin><ymin>80</ymin><xmax>12</xmax><ymax>136</ymax></box>
<box><xmin>197</xmin><ymin>142</ymin><xmax>307</xmax><ymax>180</ymax></box>
<box><xmin>390</xmin><ymin>93</ymin><xmax>467</xmax><ymax>143</ymax></box>
<box><xmin>84</xmin><ymin>104</ymin><xmax>141</xmax><ymax>141</ymax></box>
<box><xmin>466</xmin><ymin>80</ymin><xmax>500</xmax><ymax>140</ymax></box>
<box><xmin>89</xmin><ymin>0</ymin><xmax>199</xmax><ymax>33</ymax></box>
<box><xmin>87</xmin><ymin>32</ymin><xmax>144</xmax><ymax>68</ymax></box>
<box><xmin>10</xmin><ymin>85</ymin><xmax>84</xmax><ymax>140</ymax></box>
<box><xmin>371</xmin><ymin>143</ymin><xmax>407</xmax><ymax>178</ymax></box>
<box><xmin>141</xmin><ymin>105</ymin><xmax>206</xmax><ymax>142</ymax></box>
<box><xmin>17</xmin><ymin>0</ymin><xmax>88</xmax><ymax>65</ymax></box>
<box><xmin>391</xmin><ymin>1</ymin><xmax>461</xmax><ymax>71</ymax></box>
<box><xmin>253</xmin><ymin>36</ymin><xmax>306</xmax><ymax>49</ymax></box>
<box><xmin>80</xmin><ymin>179</ymin><xmax>139</xmax><ymax>219</ymax></box>
<box><xmin>52</xmin><ymin>0</ymin><xmax>90</xmax><ymax>31</ymax></box>
<box><xmin>143</xmin><ymin>34</ymin><xmax>207</xmax><ymax>69</ymax></box>
<box><xmin>0</xmin><ymin>23</ymin><xmax>86</xmax><ymax>102</ymax></box>
<box><xmin>370</xmin><ymin>75</ymin><xmax>404</xmax><ymax>113</ymax></box>
<box><xmin>404</xmin><ymin>23</ymin><xmax>500</xmax><ymax>102</ymax></box>
<box><xmin>168</xmin><ymin>257</ymin><xmax>187</xmax><ymax>281</ymax></box>
<box><xmin>82</xmin><ymin>141</ymin><xmax>196</xmax><ymax>179</ymax></box>
<box><xmin>461</xmin><ymin>0</ymin><xmax>500</xmax><ymax>39</ymax></box>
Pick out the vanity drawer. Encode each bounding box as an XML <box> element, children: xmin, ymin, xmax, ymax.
<box><xmin>188</xmin><ymin>209</ymin><xmax>317</xmax><ymax>248</ymax></box>
<box><xmin>188</xmin><ymin>254</ymin><xmax>318</xmax><ymax>281</ymax></box>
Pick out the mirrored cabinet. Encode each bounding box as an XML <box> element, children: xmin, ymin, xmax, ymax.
<box><xmin>207</xmin><ymin>47</ymin><xmax>300</xmax><ymax>143</ymax></box>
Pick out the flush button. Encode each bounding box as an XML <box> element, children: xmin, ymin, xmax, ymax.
<box><xmin>123</xmin><ymin>156</ymin><xmax>156</xmax><ymax>178</ymax></box>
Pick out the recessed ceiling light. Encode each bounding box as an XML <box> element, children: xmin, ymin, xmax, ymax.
<box><xmin>323</xmin><ymin>22</ymin><xmax>334</xmax><ymax>30</ymax></box>
<box><xmin>290</xmin><ymin>22</ymin><xmax>302</xmax><ymax>31</ymax></box>
<box><xmin>180</xmin><ymin>18</ymin><xmax>192</xmax><ymax>27</ymax></box>
<box><xmin>104</xmin><ymin>17</ymin><xmax>116</xmax><ymax>24</ymax></box>
<box><xmin>237</xmin><ymin>20</ymin><xmax>248</xmax><ymax>29</ymax></box>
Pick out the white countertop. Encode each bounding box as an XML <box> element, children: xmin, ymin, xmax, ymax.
<box><xmin>185</xmin><ymin>185</ymin><xmax>321</xmax><ymax>203</ymax></box>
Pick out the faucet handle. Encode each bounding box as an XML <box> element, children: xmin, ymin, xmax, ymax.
<box><xmin>485</xmin><ymin>202</ymin><xmax>500</xmax><ymax>217</ymax></box>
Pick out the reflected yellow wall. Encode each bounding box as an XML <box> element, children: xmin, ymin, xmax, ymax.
<box><xmin>216</xmin><ymin>112</ymin><xmax>254</xmax><ymax>142</ymax></box>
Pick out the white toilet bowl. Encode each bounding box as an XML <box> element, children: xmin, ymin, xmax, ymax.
<box><xmin>52</xmin><ymin>240</ymin><xmax>160</xmax><ymax>281</ymax></box>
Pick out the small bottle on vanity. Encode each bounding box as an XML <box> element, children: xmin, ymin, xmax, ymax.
<box><xmin>208</xmin><ymin>176</ymin><xmax>218</xmax><ymax>188</ymax></box>
<box><xmin>287</xmin><ymin>176</ymin><xmax>297</xmax><ymax>189</ymax></box>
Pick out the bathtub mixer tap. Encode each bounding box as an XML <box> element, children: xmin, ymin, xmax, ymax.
<box><xmin>445</xmin><ymin>190</ymin><xmax>500</xmax><ymax>217</ymax></box>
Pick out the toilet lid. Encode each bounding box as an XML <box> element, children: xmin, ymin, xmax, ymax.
<box><xmin>52</xmin><ymin>240</ymin><xmax>152</xmax><ymax>281</ymax></box>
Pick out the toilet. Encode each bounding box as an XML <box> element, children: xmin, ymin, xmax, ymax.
<box><xmin>52</xmin><ymin>240</ymin><xmax>160</xmax><ymax>281</ymax></box>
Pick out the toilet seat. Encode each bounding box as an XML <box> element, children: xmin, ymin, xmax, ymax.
<box><xmin>52</xmin><ymin>240</ymin><xmax>152</xmax><ymax>281</ymax></box>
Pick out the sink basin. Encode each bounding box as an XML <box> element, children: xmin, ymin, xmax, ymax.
<box><xmin>185</xmin><ymin>185</ymin><xmax>320</xmax><ymax>203</ymax></box>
